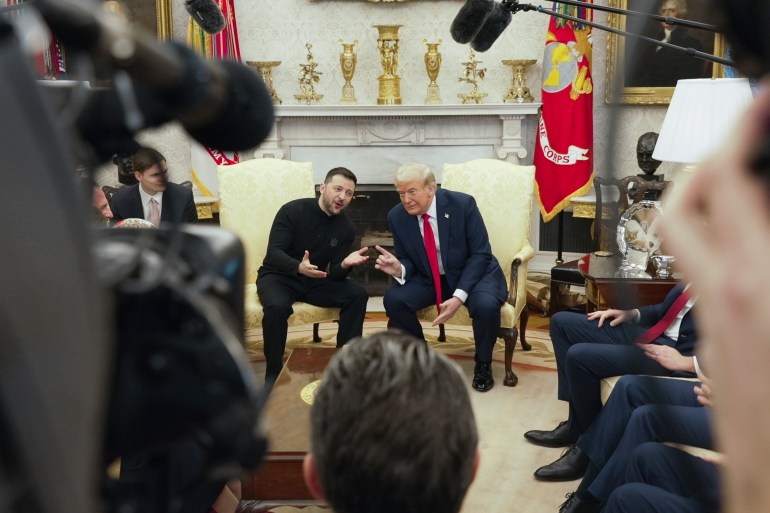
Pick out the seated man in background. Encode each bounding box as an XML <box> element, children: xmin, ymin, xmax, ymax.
<box><xmin>303</xmin><ymin>331</ymin><xmax>479</xmax><ymax>513</ymax></box>
<box><xmin>525</xmin><ymin>285</ymin><xmax>697</xmax><ymax>477</ymax></box>
<box><xmin>256</xmin><ymin>167</ymin><xmax>369</xmax><ymax>383</ymax></box>
<box><xmin>374</xmin><ymin>163</ymin><xmax>507</xmax><ymax>392</ymax></box>
<box><xmin>110</xmin><ymin>146</ymin><xmax>198</xmax><ymax>226</ymax></box>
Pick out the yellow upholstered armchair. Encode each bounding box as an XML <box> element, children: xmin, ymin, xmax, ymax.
<box><xmin>217</xmin><ymin>158</ymin><xmax>339</xmax><ymax>348</ymax></box>
<box><xmin>417</xmin><ymin>159</ymin><xmax>536</xmax><ymax>387</ymax></box>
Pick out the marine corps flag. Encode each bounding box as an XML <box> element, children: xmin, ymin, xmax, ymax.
<box><xmin>533</xmin><ymin>2</ymin><xmax>594</xmax><ymax>222</ymax></box>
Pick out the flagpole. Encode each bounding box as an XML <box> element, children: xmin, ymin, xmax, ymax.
<box><xmin>501</xmin><ymin>0</ymin><xmax>735</xmax><ymax>67</ymax></box>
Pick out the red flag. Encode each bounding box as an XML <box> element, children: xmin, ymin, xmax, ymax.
<box><xmin>533</xmin><ymin>3</ymin><xmax>594</xmax><ymax>222</ymax></box>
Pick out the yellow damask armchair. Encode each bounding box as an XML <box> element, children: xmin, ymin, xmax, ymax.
<box><xmin>417</xmin><ymin>159</ymin><xmax>536</xmax><ymax>387</ymax></box>
<box><xmin>217</xmin><ymin>158</ymin><xmax>339</xmax><ymax>348</ymax></box>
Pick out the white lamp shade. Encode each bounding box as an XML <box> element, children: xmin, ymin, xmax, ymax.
<box><xmin>652</xmin><ymin>78</ymin><xmax>755</xmax><ymax>164</ymax></box>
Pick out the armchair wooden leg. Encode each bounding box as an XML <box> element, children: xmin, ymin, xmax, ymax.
<box><xmin>500</xmin><ymin>326</ymin><xmax>519</xmax><ymax>387</ymax></box>
<box><xmin>313</xmin><ymin>322</ymin><xmax>321</xmax><ymax>342</ymax></box>
<box><xmin>438</xmin><ymin>323</ymin><xmax>446</xmax><ymax>342</ymax></box>
<box><xmin>518</xmin><ymin>308</ymin><xmax>532</xmax><ymax>351</ymax></box>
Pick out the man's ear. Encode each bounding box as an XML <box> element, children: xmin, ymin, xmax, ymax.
<box><xmin>134</xmin><ymin>170</ymin><xmax>143</xmax><ymax>183</ymax></box>
<box><xmin>302</xmin><ymin>453</ymin><xmax>326</xmax><ymax>501</ymax></box>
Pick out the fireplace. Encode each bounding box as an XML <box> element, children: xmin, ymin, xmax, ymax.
<box><xmin>257</xmin><ymin>103</ymin><xmax>547</xmax><ymax>290</ymax></box>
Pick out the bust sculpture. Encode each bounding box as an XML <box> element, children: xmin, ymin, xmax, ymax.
<box><xmin>636</xmin><ymin>132</ymin><xmax>662</xmax><ymax>178</ymax></box>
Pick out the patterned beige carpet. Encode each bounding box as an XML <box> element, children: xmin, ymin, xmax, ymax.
<box><xmin>244</xmin><ymin>318</ymin><xmax>557</xmax><ymax>371</ymax></box>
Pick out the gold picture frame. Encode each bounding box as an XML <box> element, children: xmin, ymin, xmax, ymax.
<box><xmin>122</xmin><ymin>0</ymin><xmax>173</xmax><ymax>40</ymax></box>
<box><xmin>605</xmin><ymin>0</ymin><xmax>726</xmax><ymax>105</ymax></box>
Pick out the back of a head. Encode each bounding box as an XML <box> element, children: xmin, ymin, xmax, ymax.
<box><xmin>310</xmin><ymin>332</ymin><xmax>478</xmax><ymax>513</ymax></box>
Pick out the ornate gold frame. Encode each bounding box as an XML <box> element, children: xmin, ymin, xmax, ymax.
<box><xmin>122</xmin><ymin>0</ymin><xmax>173</xmax><ymax>40</ymax></box>
<box><xmin>604</xmin><ymin>0</ymin><xmax>725</xmax><ymax>105</ymax></box>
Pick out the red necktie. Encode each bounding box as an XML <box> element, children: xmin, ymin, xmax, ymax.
<box><xmin>635</xmin><ymin>289</ymin><xmax>690</xmax><ymax>345</ymax></box>
<box><xmin>422</xmin><ymin>213</ymin><xmax>442</xmax><ymax>313</ymax></box>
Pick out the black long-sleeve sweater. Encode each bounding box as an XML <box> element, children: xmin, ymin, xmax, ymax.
<box><xmin>257</xmin><ymin>198</ymin><xmax>356</xmax><ymax>282</ymax></box>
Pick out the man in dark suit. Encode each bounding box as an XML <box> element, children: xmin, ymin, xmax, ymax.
<box><xmin>110</xmin><ymin>147</ymin><xmax>198</xmax><ymax>226</ymax></box>
<box><xmin>524</xmin><ymin>285</ymin><xmax>698</xmax><ymax>481</ymax></box>
<box><xmin>374</xmin><ymin>163</ymin><xmax>507</xmax><ymax>392</ymax></box>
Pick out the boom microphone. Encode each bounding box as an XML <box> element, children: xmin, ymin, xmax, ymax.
<box><xmin>450</xmin><ymin>0</ymin><xmax>495</xmax><ymax>44</ymax></box>
<box><xmin>184</xmin><ymin>0</ymin><xmax>227</xmax><ymax>35</ymax></box>
<box><xmin>470</xmin><ymin>3</ymin><xmax>512</xmax><ymax>52</ymax></box>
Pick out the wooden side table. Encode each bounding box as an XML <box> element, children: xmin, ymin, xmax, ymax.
<box><xmin>578</xmin><ymin>253</ymin><xmax>680</xmax><ymax>311</ymax></box>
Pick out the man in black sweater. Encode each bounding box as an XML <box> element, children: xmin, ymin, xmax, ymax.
<box><xmin>257</xmin><ymin>167</ymin><xmax>370</xmax><ymax>383</ymax></box>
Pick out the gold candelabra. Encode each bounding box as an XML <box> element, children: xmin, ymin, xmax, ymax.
<box><xmin>339</xmin><ymin>39</ymin><xmax>358</xmax><ymax>105</ymax></box>
<box><xmin>247</xmin><ymin>60</ymin><xmax>282</xmax><ymax>104</ymax></box>
<box><xmin>295</xmin><ymin>43</ymin><xmax>323</xmax><ymax>104</ymax></box>
<box><xmin>458</xmin><ymin>49</ymin><xmax>487</xmax><ymax>104</ymax></box>
<box><xmin>374</xmin><ymin>24</ymin><xmax>403</xmax><ymax>105</ymax></box>
<box><xmin>502</xmin><ymin>59</ymin><xmax>536</xmax><ymax>103</ymax></box>
<box><xmin>423</xmin><ymin>39</ymin><xmax>442</xmax><ymax>104</ymax></box>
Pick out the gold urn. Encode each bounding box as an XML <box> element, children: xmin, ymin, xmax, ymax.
<box><xmin>339</xmin><ymin>39</ymin><xmax>358</xmax><ymax>105</ymax></box>
<box><xmin>374</xmin><ymin>24</ymin><xmax>403</xmax><ymax>105</ymax></box>
<box><xmin>423</xmin><ymin>39</ymin><xmax>442</xmax><ymax>104</ymax></box>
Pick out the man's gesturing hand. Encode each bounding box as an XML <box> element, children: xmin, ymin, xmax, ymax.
<box><xmin>374</xmin><ymin>245</ymin><xmax>402</xmax><ymax>277</ymax></box>
<box><xmin>298</xmin><ymin>250</ymin><xmax>328</xmax><ymax>278</ymax></box>
<box><xmin>342</xmin><ymin>247</ymin><xmax>370</xmax><ymax>269</ymax></box>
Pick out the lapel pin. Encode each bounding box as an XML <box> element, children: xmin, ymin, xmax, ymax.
<box><xmin>444</xmin><ymin>213</ymin><xmax>449</xmax><ymax>219</ymax></box>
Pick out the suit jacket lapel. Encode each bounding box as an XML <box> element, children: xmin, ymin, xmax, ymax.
<box><xmin>436</xmin><ymin>189</ymin><xmax>451</xmax><ymax>269</ymax></box>
<box><xmin>160</xmin><ymin>189</ymin><xmax>171</xmax><ymax>222</ymax></box>
<box><xmin>129</xmin><ymin>186</ymin><xmax>144</xmax><ymax>219</ymax></box>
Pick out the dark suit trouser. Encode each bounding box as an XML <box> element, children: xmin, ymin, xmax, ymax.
<box><xmin>584</xmin><ymin>405</ymin><xmax>712</xmax><ymax>503</ymax></box>
<box><xmin>603</xmin><ymin>442</ymin><xmax>720</xmax><ymax>513</ymax></box>
<box><xmin>383</xmin><ymin>275</ymin><xmax>502</xmax><ymax>363</ymax></box>
<box><xmin>578</xmin><ymin>376</ymin><xmax>700</xmax><ymax>471</ymax></box>
<box><xmin>257</xmin><ymin>274</ymin><xmax>368</xmax><ymax>380</ymax></box>
<box><xmin>551</xmin><ymin>312</ymin><xmax>695</xmax><ymax>433</ymax></box>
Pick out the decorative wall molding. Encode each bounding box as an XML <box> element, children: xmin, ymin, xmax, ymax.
<box><xmin>254</xmin><ymin>103</ymin><xmax>542</xmax><ymax>183</ymax></box>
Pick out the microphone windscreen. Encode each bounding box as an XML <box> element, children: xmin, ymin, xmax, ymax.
<box><xmin>470</xmin><ymin>4</ymin><xmax>512</xmax><ymax>52</ymax></box>
<box><xmin>450</xmin><ymin>0</ymin><xmax>496</xmax><ymax>44</ymax></box>
<box><xmin>184</xmin><ymin>60</ymin><xmax>275</xmax><ymax>152</ymax></box>
<box><xmin>185</xmin><ymin>0</ymin><xmax>227</xmax><ymax>35</ymax></box>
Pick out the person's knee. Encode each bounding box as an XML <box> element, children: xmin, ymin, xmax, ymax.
<box><xmin>262</xmin><ymin>301</ymin><xmax>293</xmax><ymax>320</ymax></box>
<box><xmin>383</xmin><ymin>288</ymin><xmax>408</xmax><ymax>313</ymax></box>
<box><xmin>348</xmin><ymin>283</ymin><xmax>369</xmax><ymax>305</ymax></box>
<box><xmin>604</xmin><ymin>484</ymin><xmax>651</xmax><ymax>513</ymax></box>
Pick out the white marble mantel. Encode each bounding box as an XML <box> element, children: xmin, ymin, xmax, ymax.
<box><xmin>253</xmin><ymin>103</ymin><xmax>541</xmax><ymax>184</ymax></box>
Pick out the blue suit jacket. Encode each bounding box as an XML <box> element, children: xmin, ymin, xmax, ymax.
<box><xmin>637</xmin><ymin>284</ymin><xmax>697</xmax><ymax>355</ymax></box>
<box><xmin>110</xmin><ymin>183</ymin><xmax>198</xmax><ymax>226</ymax></box>
<box><xmin>387</xmin><ymin>188</ymin><xmax>507</xmax><ymax>302</ymax></box>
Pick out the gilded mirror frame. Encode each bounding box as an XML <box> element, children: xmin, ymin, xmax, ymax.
<box><xmin>605</xmin><ymin>0</ymin><xmax>726</xmax><ymax>105</ymax></box>
<box><xmin>122</xmin><ymin>0</ymin><xmax>173</xmax><ymax>40</ymax></box>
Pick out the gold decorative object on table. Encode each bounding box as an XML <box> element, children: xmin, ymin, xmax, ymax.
<box><xmin>295</xmin><ymin>43</ymin><xmax>323</xmax><ymax>104</ymax></box>
<box><xmin>374</xmin><ymin>24</ymin><xmax>403</xmax><ymax>105</ymax></box>
<box><xmin>458</xmin><ymin>49</ymin><xmax>487</xmax><ymax>104</ymax></box>
<box><xmin>502</xmin><ymin>59</ymin><xmax>536</xmax><ymax>103</ymax></box>
<box><xmin>339</xmin><ymin>39</ymin><xmax>358</xmax><ymax>105</ymax></box>
<box><xmin>423</xmin><ymin>39</ymin><xmax>442</xmax><ymax>104</ymax></box>
<box><xmin>246</xmin><ymin>60</ymin><xmax>282</xmax><ymax>104</ymax></box>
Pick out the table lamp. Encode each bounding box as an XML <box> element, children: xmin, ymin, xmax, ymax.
<box><xmin>652</xmin><ymin>78</ymin><xmax>755</xmax><ymax>191</ymax></box>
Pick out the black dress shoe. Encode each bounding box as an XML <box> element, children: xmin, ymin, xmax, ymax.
<box><xmin>534</xmin><ymin>445</ymin><xmax>589</xmax><ymax>481</ymax></box>
<box><xmin>524</xmin><ymin>420</ymin><xmax>579</xmax><ymax>447</ymax></box>
<box><xmin>559</xmin><ymin>492</ymin><xmax>602</xmax><ymax>513</ymax></box>
<box><xmin>472</xmin><ymin>362</ymin><xmax>494</xmax><ymax>392</ymax></box>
